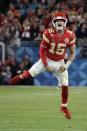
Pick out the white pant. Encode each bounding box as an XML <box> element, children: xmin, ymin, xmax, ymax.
<box><xmin>29</xmin><ymin>58</ymin><xmax>68</xmax><ymax>86</ymax></box>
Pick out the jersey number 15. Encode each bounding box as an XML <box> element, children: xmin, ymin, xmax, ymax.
<box><xmin>49</xmin><ymin>42</ymin><xmax>66</xmax><ymax>55</ymax></box>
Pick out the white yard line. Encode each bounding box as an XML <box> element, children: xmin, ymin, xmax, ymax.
<box><xmin>0</xmin><ymin>129</ymin><xmax>86</xmax><ymax>131</ymax></box>
<box><xmin>0</xmin><ymin>120</ymin><xmax>59</xmax><ymax>123</ymax></box>
<box><xmin>0</xmin><ymin>129</ymin><xmax>57</xmax><ymax>131</ymax></box>
<box><xmin>0</xmin><ymin>90</ymin><xmax>86</xmax><ymax>98</ymax></box>
<box><xmin>0</xmin><ymin>114</ymin><xmax>87</xmax><ymax>123</ymax></box>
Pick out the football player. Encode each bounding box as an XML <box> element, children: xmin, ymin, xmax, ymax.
<box><xmin>9</xmin><ymin>12</ymin><xmax>76</xmax><ymax>119</ymax></box>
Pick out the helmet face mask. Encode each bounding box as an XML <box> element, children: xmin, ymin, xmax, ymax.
<box><xmin>53</xmin><ymin>19</ymin><xmax>66</xmax><ymax>31</ymax></box>
<box><xmin>52</xmin><ymin>12</ymin><xmax>67</xmax><ymax>31</ymax></box>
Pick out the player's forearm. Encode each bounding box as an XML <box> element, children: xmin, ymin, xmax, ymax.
<box><xmin>64</xmin><ymin>53</ymin><xmax>75</xmax><ymax>69</ymax></box>
<box><xmin>64</xmin><ymin>45</ymin><xmax>75</xmax><ymax>69</ymax></box>
<box><xmin>68</xmin><ymin>44</ymin><xmax>76</xmax><ymax>62</ymax></box>
<box><xmin>67</xmin><ymin>52</ymin><xmax>75</xmax><ymax>62</ymax></box>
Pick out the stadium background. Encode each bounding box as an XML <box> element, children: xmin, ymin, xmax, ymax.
<box><xmin>0</xmin><ymin>0</ymin><xmax>87</xmax><ymax>86</ymax></box>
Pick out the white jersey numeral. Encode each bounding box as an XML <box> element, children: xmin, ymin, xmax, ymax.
<box><xmin>49</xmin><ymin>42</ymin><xmax>66</xmax><ymax>55</ymax></box>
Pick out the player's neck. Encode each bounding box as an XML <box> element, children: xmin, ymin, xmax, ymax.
<box><xmin>56</xmin><ymin>29</ymin><xmax>65</xmax><ymax>36</ymax></box>
<box><xmin>57</xmin><ymin>29</ymin><xmax>65</xmax><ymax>36</ymax></box>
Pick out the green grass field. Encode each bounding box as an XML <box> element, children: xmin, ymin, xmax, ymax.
<box><xmin>0</xmin><ymin>86</ymin><xmax>87</xmax><ymax>131</ymax></box>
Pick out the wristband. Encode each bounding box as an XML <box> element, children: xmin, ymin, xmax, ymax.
<box><xmin>64</xmin><ymin>60</ymin><xmax>72</xmax><ymax>69</ymax></box>
<box><xmin>44</xmin><ymin>63</ymin><xmax>48</xmax><ymax>68</ymax></box>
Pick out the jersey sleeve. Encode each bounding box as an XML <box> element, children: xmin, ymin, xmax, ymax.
<box><xmin>40</xmin><ymin>29</ymin><xmax>50</xmax><ymax>49</ymax></box>
<box><xmin>41</xmin><ymin>29</ymin><xmax>50</xmax><ymax>47</ymax></box>
<box><xmin>68</xmin><ymin>31</ymin><xmax>76</xmax><ymax>46</ymax></box>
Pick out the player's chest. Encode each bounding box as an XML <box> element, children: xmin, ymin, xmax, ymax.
<box><xmin>50</xmin><ymin>33</ymin><xmax>70</xmax><ymax>47</ymax></box>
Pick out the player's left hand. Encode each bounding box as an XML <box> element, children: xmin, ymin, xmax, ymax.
<box><xmin>59</xmin><ymin>66</ymin><xmax>66</xmax><ymax>73</ymax></box>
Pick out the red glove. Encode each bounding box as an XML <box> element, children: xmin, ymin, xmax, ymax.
<box><xmin>9</xmin><ymin>70</ymin><xmax>31</xmax><ymax>84</ymax></box>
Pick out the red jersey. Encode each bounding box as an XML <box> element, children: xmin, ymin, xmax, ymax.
<box><xmin>40</xmin><ymin>27</ymin><xmax>76</xmax><ymax>66</ymax></box>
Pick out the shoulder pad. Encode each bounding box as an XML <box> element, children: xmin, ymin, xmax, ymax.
<box><xmin>43</xmin><ymin>29</ymin><xmax>51</xmax><ymax>43</ymax></box>
<box><xmin>69</xmin><ymin>30</ymin><xmax>76</xmax><ymax>45</ymax></box>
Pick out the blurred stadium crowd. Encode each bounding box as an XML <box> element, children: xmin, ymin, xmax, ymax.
<box><xmin>0</xmin><ymin>0</ymin><xmax>87</xmax><ymax>85</ymax></box>
<box><xmin>0</xmin><ymin>0</ymin><xmax>87</xmax><ymax>41</ymax></box>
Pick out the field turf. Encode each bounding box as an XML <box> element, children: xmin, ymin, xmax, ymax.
<box><xmin>0</xmin><ymin>86</ymin><xmax>87</xmax><ymax>131</ymax></box>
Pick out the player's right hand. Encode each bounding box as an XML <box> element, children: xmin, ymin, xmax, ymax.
<box><xmin>46</xmin><ymin>66</ymin><xmax>53</xmax><ymax>72</ymax></box>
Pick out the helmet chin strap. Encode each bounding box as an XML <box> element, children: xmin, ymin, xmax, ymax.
<box><xmin>54</xmin><ymin>25</ymin><xmax>65</xmax><ymax>35</ymax></box>
<box><xmin>55</xmin><ymin>23</ymin><xmax>64</xmax><ymax>31</ymax></box>
<box><xmin>56</xmin><ymin>26</ymin><xmax>63</xmax><ymax>31</ymax></box>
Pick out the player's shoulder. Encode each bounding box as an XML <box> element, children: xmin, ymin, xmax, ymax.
<box><xmin>43</xmin><ymin>27</ymin><xmax>55</xmax><ymax>43</ymax></box>
<box><xmin>66</xmin><ymin>29</ymin><xmax>76</xmax><ymax>44</ymax></box>
<box><xmin>66</xmin><ymin>29</ymin><xmax>76</xmax><ymax>38</ymax></box>
<box><xmin>43</xmin><ymin>27</ymin><xmax>55</xmax><ymax>36</ymax></box>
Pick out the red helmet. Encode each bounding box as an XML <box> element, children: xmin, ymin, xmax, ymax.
<box><xmin>52</xmin><ymin>12</ymin><xmax>67</xmax><ymax>30</ymax></box>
